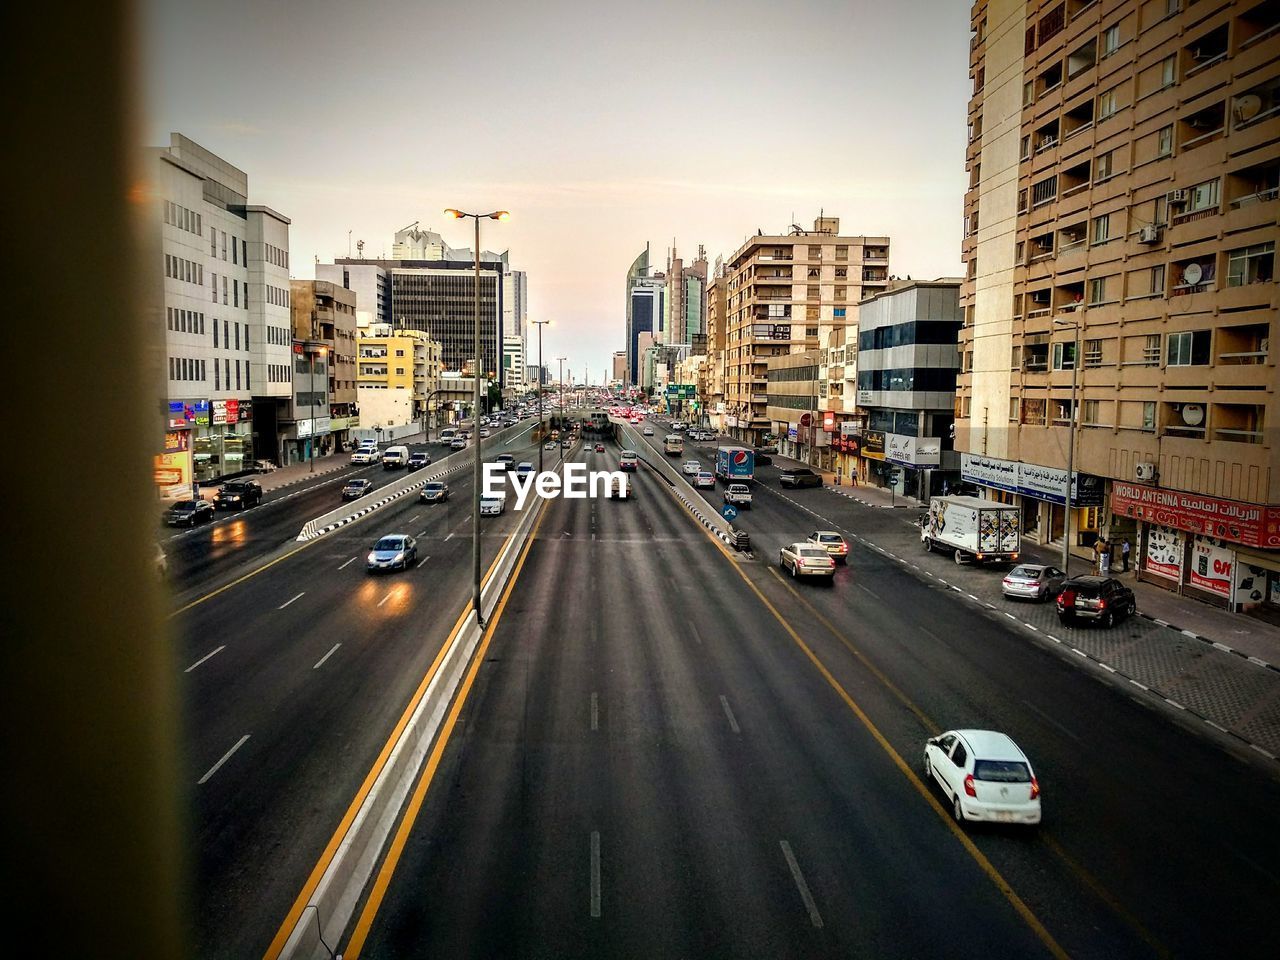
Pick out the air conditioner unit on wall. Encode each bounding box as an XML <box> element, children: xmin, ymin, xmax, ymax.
<box><xmin>1139</xmin><ymin>225</ymin><xmax>1162</xmax><ymax>243</ymax></box>
<box><xmin>1136</xmin><ymin>461</ymin><xmax>1157</xmax><ymax>482</ymax></box>
<box><xmin>1167</xmin><ymin>188</ymin><xmax>1188</xmax><ymax>204</ymax></box>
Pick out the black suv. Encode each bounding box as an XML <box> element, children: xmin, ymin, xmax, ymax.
<box><xmin>213</xmin><ymin>479</ymin><xmax>264</xmax><ymax>510</ymax></box>
<box><xmin>1056</xmin><ymin>576</ymin><xmax>1136</xmax><ymax>627</ymax></box>
<box><xmin>407</xmin><ymin>451</ymin><xmax>432</xmax><ymax>471</ymax></box>
<box><xmin>779</xmin><ymin>467</ymin><xmax>822</xmax><ymax>489</ymax></box>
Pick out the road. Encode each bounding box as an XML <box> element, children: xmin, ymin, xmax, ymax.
<box><xmin>343</xmin><ymin>428</ymin><xmax>1280</xmax><ymax>958</ymax></box>
<box><xmin>176</xmin><ymin>424</ymin><xmax>555</xmax><ymax>958</ymax></box>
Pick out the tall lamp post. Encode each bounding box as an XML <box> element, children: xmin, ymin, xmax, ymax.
<box><xmin>1054</xmin><ymin>316</ymin><xmax>1082</xmax><ymax>573</ymax></box>
<box><xmin>557</xmin><ymin>356</ymin><xmax>567</xmax><ymax>463</ymax></box>
<box><xmin>444</xmin><ymin>207</ymin><xmax>509</xmax><ymax>624</ymax></box>
<box><xmin>309</xmin><ymin>345</ymin><xmax>327</xmax><ymax>472</ymax></box>
<box><xmin>531</xmin><ymin>317</ymin><xmax>550</xmax><ymax>472</ymax></box>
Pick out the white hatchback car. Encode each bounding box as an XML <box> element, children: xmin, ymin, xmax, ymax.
<box><xmin>923</xmin><ymin>729</ymin><xmax>1041</xmax><ymax>826</ymax></box>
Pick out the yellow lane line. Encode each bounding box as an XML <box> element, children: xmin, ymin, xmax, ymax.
<box><xmin>261</xmin><ymin>539</ymin><xmax>510</xmax><ymax>960</ymax></box>
<box><xmin>342</xmin><ymin>496</ymin><xmax>551</xmax><ymax>958</ymax></box>
<box><xmin>653</xmin><ymin>477</ymin><xmax>1071</xmax><ymax>960</ymax></box>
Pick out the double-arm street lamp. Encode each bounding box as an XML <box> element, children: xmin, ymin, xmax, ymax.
<box><xmin>444</xmin><ymin>207</ymin><xmax>509</xmax><ymax>624</ymax></box>
<box><xmin>1054</xmin><ymin>315</ymin><xmax>1082</xmax><ymax>574</ymax></box>
<box><xmin>531</xmin><ymin>317</ymin><xmax>550</xmax><ymax>472</ymax></box>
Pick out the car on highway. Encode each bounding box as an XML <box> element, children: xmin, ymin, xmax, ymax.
<box><xmin>1056</xmin><ymin>576</ymin><xmax>1136</xmax><ymax>627</ymax></box>
<box><xmin>694</xmin><ymin>471</ymin><xmax>715</xmax><ymax>489</ymax></box>
<box><xmin>619</xmin><ymin>450</ymin><xmax>639</xmax><ymax>471</ymax></box>
<box><xmin>495</xmin><ymin>453</ymin><xmax>516</xmax><ymax>471</ymax></box>
<box><xmin>213</xmin><ymin>479</ymin><xmax>263</xmax><ymax>510</ymax></box>
<box><xmin>341</xmin><ymin>478</ymin><xmax>374</xmax><ymax>501</ymax></box>
<box><xmin>642</xmin><ymin>426</ymin><xmax>654</xmax><ymax>436</ymax></box>
<box><xmin>543</xmin><ymin>441</ymin><xmax>557</xmax><ymax>452</ymax></box>
<box><xmin>516</xmin><ymin>461</ymin><xmax>534</xmax><ymax>479</ymax></box>
<box><xmin>594</xmin><ymin>443</ymin><xmax>605</xmax><ymax>453</ymax></box>
<box><xmin>381</xmin><ymin>445</ymin><xmax>410</xmax><ymax>469</ymax></box>
<box><xmin>724</xmin><ymin>483</ymin><xmax>752</xmax><ymax>508</ymax></box>
<box><xmin>923</xmin><ymin>730</ymin><xmax>1041</xmax><ymax>826</ymax></box>
<box><xmin>164</xmin><ymin>498</ymin><xmax>215</xmax><ymax>527</ymax></box>
<box><xmin>779</xmin><ymin>467</ymin><xmax>822</xmax><ymax>489</ymax></box>
<box><xmin>682</xmin><ymin>459</ymin><xmax>701</xmax><ymax>475</ymax></box>
<box><xmin>407</xmin><ymin>451</ymin><xmax>432</xmax><ymax>471</ymax></box>
<box><xmin>807</xmin><ymin>530</ymin><xmax>849</xmax><ymax>564</ymax></box>
<box><xmin>480</xmin><ymin>492</ymin><xmax>506</xmax><ymax>516</ymax></box>
<box><xmin>366</xmin><ymin>534</ymin><xmax>418</xmax><ymax>572</ymax></box>
<box><xmin>1002</xmin><ymin>564</ymin><xmax>1066</xmax><ymax>601</ymax></box>
<box><xmin>450</xmin><ymin>437</ymin><xmax>468</xmax><ymax>449</ymax></box>
<box><xmin>779</xmin><ymin>542</ymin><xmax>835</xmax><ymax>580</ymax></box>
<box><xmin>420</xmin><ymin>481</ymin><xmax>450</xmax><ymax>503</ymax></box>
<box><xmin>561</xmin><ymin>438</ymin><xmax>573</xmax><ymax>448</ymax></box>
<box><xmin>608</xmin><ymin>477</ymin><xmax>630</xmax><ymax>499</ymax></box>
<box><xmin>350</xmin><ymin>447</ymin><xmax>379</xmax><ymax>464</ymax></box>
<box><xmin>479</xmin><ymin>428</ymin><xmax>491</xmax><ymax>438</ymax></box>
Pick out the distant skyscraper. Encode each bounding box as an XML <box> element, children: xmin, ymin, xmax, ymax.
<box><xmin>626</xmin><ymin>243</ymin><xmax>665</xmax><ymax>386</ymax></box>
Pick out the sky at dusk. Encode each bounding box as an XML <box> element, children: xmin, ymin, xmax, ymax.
<box><xmin>142</xmin><ymin>0</ymin><xmax>970</xmax><ymax>380</ymax></box>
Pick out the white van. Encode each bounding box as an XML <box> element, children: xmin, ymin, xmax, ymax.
<box><xmin>439</xmin><ymin>428</ymin><xmax>457</xmax><ymax>442</ymax></box>
<box><xmin>382</xmin><ymin>445</ymin><xmax>410</xmax><ymax>469</ymax></box>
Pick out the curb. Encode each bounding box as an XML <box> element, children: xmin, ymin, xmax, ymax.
<box><xmin>825</xmin><ymin>486</ymin><xmax>923</xmax><ymax>510</ymax></box>
<box><xmin>262</xmin><ymin>463</ymin><xmax>348</xmax><ymax>493</ymax></box>
<box><xmin>1137</xmin><ymin>613</ymin><xmax>1280</xmax><ymax>675</ymax></box>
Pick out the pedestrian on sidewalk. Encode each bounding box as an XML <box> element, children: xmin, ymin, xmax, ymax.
<box><xmin>1093</xmin><ymin>536</ymin><xmax>1106</xmax><ymax>574</ymax></box>
<box><xmin>1121</xmin><ymin>537</ymin><xmax>1131</xmax><ymax>573</ymax></box>
<box><xmin>1099</xmin><ymin>537</ymin><xmax>1113</xmax><ymax>576</ymax></box>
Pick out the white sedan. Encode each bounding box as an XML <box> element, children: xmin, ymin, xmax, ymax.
<box><xmin>682</xmin><ymin>460</ymin><xmax>701</xmax><ymax>475</ymax></box>
<box><xmin>923</xmin><ymin>730</ymin><xmax>1041</xmax><ymax>826</ymax></box>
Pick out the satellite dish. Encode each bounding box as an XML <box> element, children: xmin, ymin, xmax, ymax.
<box><xmin>1181</xmin><ymin>403</ymin><xmax>1204</xmax><ymax>426</ymax></box>
<box><xmin>1233</xmin><ymin>93</ymin><xmax>1263</xmax><ymax>123</ymax></box>
<box><xmin>1183</xmin><ymin>262</ymin><xmax>1203</xmax><ymax>285</ymax></box>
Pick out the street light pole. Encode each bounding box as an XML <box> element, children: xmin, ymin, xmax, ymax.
<box><xmin>532</xmin><ymin>317</ymin><xmax>550</xmax><ymax>473</ymax></box>
<box><xmin>557</xmin><ymin>356</ymin><xmax>567</xmax><ymax>464</ymax></box>
<box><xmin>444</xmin><ymin>207</ymin><xmax>510</xmax><ymax>625</ymax></box>
<box><xmin>1055</xmin><ymin>317</ymin><xmax>1081</xmax><ymax>574</ymax></box>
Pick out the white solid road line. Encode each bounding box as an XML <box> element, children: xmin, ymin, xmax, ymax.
<box><xmin>719</xmin><ymin>695</ymin><xmax>741</xmax><ymax>734</ymax></box>
<box><xmin>278</xmin><ymin>592</ymin><xmax>305</xmax><ymax>610</ymax></box>
<box><xmin>338</xmin><ymin>556</ymin><xmax>358</xmax><ymax>570</ymax></box>
<box><xmin>198</xmin><ymin>734</ymin><xmax>250</xmax><ymax>785</ymax></box>
<box><xmin>416</xmin><ymin>556</ymin><xmax>430</xmax><ymax>569</ymax></box>
<box><xmin>378</xmin><ymin>591</ymin><xmax>394</xmax><ymax>607</ymax></box>
<box><xmin>780</xmin><ymin>840</ymin><xmax>824</xmax><ymax>928</ymax></box>
<box><xmin>408</xmin><ymin>514</ymin><xmax>420</xmax><ymax>523</ymax></box>
<box><xmin>445</xmin><ymin>532</ymin><xmax>454</xmax><ymax>541</ymax></box>
<box><xmin>314</xmin><ymin>643</ymin><xmax>341</xmax><ymax>669</ymax></box>
<box><xmin>589</xmin><ymin>831</ymin><xmax>602</xmax><ymax>918</ymax></box>
<box><xmin>185</xmin><ymin>645</ymin><xmax>226</xmax><ymax>673</ymax></box>
<box><xmin>591</xmin><ymin>692</ymin><xmax>599</xmax><ymax>731</ymax></box>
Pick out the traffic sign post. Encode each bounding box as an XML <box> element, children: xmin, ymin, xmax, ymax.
<box><xmin>721</xmin><ymin>504</ymin><xmax>739</xmax><ymax>523</ymax></box>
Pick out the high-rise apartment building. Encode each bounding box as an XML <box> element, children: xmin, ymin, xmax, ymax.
<box><xmin>722</xmin><ymin>217</ymin><xmax>890</xmax><ymax>448</ymax></box>
<box><xmin>704</xmin><ymin>260</ymin><xmax>729</xmax><ymax>429</ymax></box>
<box><xmin>959</xmin><ymin>0</ymin><xmax>1278</xmax><ymax>613</ymax></box>
<box><xmin>664</xmin><ymin>245</ymin><xmax>708</xmax><ymax>346</ymax></box>
<box><xmin>356</xmin><ymin>325</ymin><xmax>441</xmax><ymax>432</ymax></box>
<box><xmin>291</xmin><ymin>280</ymin><xmax>359</xmax><ymax>450</ymax></box>
<box><xmin>151</xmin><ymin>133</ymin><xmax>294</xmax><ymax>491</ymax></box>
<box><xmin>626</xmin><ymin>244</ymin><xmax>666</xmax><ymax>385</ymax></box>
<box><xmin>611</xmin><ymin>351</ymin><xmax>628</xmax><ymax>384</ymax></box>
<box><xmin>503</xmin><ymin>336</ymin><xmax>526</xmax><ymax>393</ymax></box>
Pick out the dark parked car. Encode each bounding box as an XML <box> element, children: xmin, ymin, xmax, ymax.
<box><xmin>779</xmin><ymin>467</ymin><xmax>822</xmax><ymax>489</ymax></box>
<box><xmin>342</xmin><ymin>478</ymin><xmax>374</xmax><ymax>501</ymax></box>
<box><xmin>752</xmin><ymin>449</ymin><xmax>773</xmax><ymax>466</ymax></box>
<box><xmin>213</xmin><ymin>479</ymin><xmax>263</xmax><ymax>510</ymax></box>
<box><xmin>1056</xmin><ymin>576</ymin><xmax>1136</xmax><ymax>627</ymax></box>
<box><xmin>164</xmin><ymin>499</ymin><xmax>215</xmax><ymax>527</ymax></box>
<box><xmin>407</xmin><ymin>451</ymin><xmax>432</xmax><ymax>471</ymax></box>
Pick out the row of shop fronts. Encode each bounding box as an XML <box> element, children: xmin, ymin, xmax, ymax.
<box><xmin>961</xmin><ymin>453</ymin><xmax>1280</xmax><ymax>622</ymax></box>
<box><xmin>155</xmin><ymin>397</ymin><xmax>361</xmax><ymax>495</ymax></box>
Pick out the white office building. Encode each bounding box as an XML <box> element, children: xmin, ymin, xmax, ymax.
<box><xmin>503</xmin><ymin>336</ymin><xmax>526</xmax><ymax>393</ymax></box>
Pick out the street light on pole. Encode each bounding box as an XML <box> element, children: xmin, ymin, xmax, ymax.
<box><xmin>1054</xmin><ymin>316</ymin><xmax>1082</xmax><ymax>574</ymax></box>
<box><xmin>444</xmin><ymin>207</ymin><xmax>509</xmax><ymax>625</ymax></box>
<box><xmin>531</xmin><ymin>317</ymin><xmax>550</xmax><ymax>472</ymax></box>
<box><xmin>557</xmin><ymin>356</ymin><xmax>567</xmax><ymax>463</ymax></box>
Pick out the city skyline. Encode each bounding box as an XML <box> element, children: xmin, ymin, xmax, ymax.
<box><xmin>142</xmin><ymin>0</ymin><xmax>970</xmax><ymax>375</ymax></box>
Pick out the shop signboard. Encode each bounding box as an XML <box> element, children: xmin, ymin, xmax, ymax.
<box><xmin>822</xmin><ymin>411</ymin><xmax>835</xmax><ymax>432</ymax></box>
<box><xmin>1189</xmin><ymin>536</ymin><xmax>1233</xmax><ymax>597</ymax></box>
<box><xmin>238</xmin><ymin>399</ymin><xmax>253</xmax><ymax>422</ymax></box>
<box><xmin>211</xmin><ymin>399</ymin><xmax>229</xmax><ymax>425</ymax></box>
<box><xmin>787</xmin><ymin>426</ymin><xmax>798</xmax><ymax>441</ymax></box>
<box><xmin>225</xmin><ymin>398</ymin><xmax>240</xmax><ymax>424</ymax></box>
<box><xmin>1111</xmin><ymin>481</ymin><xmax>1280</xmax><ymax>549</ymax></box>
<box><xmin>1144</xmin><ymin>525</ymin><xmax>1183</xmax><ymax>582</ymax></box>
<box><xmin>726</xmin><ymin>415</ymin><xmax>738</xmax><ymax>428</ymax></box>
<box><xmin>167</xmin><ymin>398</ymin><xmax>210</xmax><ymax>429</ymax></box>
<box><xmin>153</xmin><ymin>451</ymin><xmax>190</xmax><ymax>488</ymax></box>
<box><xmin>163</xmin><ymin>431</ymin><xmax>188</xmax><ymax>453</ymax></box>
<box><xmin>961</xmin><ymin>453</ymin><xmax>1102</xmax><ymax>505</ymax></box>
<box><xmin>840</xmin><ymin>422</ymin><xmax>859</xmax><ymax>437</ymax></box>
<box><xmin>863</xmin><ymin>430</ymin><xmax>885</xmax><ymax>460</ymax></box>
<box><xmin>886</xmin><ymin>433</ymin><xmax>941</xmax><ymax>466</ymax></box>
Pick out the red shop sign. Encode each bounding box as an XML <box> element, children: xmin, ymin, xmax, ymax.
<box><xmin>1111</xmin><ymin>481</ymin><xmax>1280</xmax><ymax>549</ymax></box>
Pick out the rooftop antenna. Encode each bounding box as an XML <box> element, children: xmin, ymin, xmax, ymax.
<box><xmin>356</xmin><ymin>239</ymin><xmax>365</xmax><ymax>259</ymax></box>
<box><xmin>347</xmin><ymin>230</ymin><xmax>351</xmax><ymax>257</ymax></box>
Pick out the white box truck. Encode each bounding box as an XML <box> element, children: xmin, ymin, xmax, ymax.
<box><xmin>920</xmin><ymin>495</ymin><xmax>1021</xmax><ymax>565</ymax></box>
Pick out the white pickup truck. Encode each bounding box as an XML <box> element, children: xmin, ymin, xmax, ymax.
<box><xmin>724</xmin><ymin>483</ymin><xmax>753</xmax><ymax>508</ymax></box>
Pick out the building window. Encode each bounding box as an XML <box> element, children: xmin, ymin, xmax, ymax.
<box><xmin>1098</xmin><ymin>87</ymin><xmax>1119</xmax><ymax>120</ymax></box>
<box><xmin>1167</xmin><ymin>329</ymin><xmax>1211</xmax><ymax>366</ymax></box>
<box><xmin>1101</xmin><ymin>23</ymin><xmax>1120</xmax><ymax>57</ymax></box>
<box><xmin>1084</xmin><ymin>339</ymin><xmax>1103</xmax><ymax>367</ymax></box>
<box><xmin>1227</xmin><ymin>242</ymin><xmax>1275</xmax><ymax>286</ymax></box>
<box><xmin>1052</xmin><ymin>341</ymin><xmax>1076</xmax><ymax>370</ymax></box>
<box><xmin>1088</xmin><ymin>277</ymin><xmax>1108</xmax><ymax>304</ymax></box>
<box><xmin>1091</xmin><ymin>213</ymin><xmax>1111</xmax><ymax>244</ymax></box>
<box><xmin>1142</xmin><ymin>401</ymin><xmax>1156</xmax><ymax>431</ymax></box>
<box><xmin>1157</xmin><ymin>125</ymin><xmax>1173</xmax><ymax>157</ymax></box>
<box><xmin>1160</xmin><ymin>55</ymin><xmax>1176</xmax><ymax>89</ymax></box>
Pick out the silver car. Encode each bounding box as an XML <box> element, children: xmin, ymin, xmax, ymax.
<box><xmin>1001</xmin><ymin>564</ymin><xmax>1066</xmax><ymax>601</ymax></box>
<box><xmin>779</xmin><ymin>542</ymin><xmax>836</xmax><ymax>581</ymax></box>
<box><xmin>367</xmin><ymin>534</ymin><xmax>418</xmax><ymax>572</ymax></box>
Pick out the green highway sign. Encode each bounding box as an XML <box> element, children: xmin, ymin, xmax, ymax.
<box><xmin>665</xmin><ymin>384</ymin><xmax>696</xmax><ymax>399</ymax></box>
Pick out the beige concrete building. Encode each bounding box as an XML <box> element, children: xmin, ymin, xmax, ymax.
<box><xmin>721</xmin><ymin>216</ymin><xmax>890</xmax><ymax>447</ymax></box>
<box><xmin>611</xmin><ymin>351</ymin><xmax>627</xmax><ymax>385</ymax></box>
<box><xmin>959</xmin><ymin>0</ymin><xmax>1278</xmax><ymax>614</ymax></box>
<box><xmin>704</xmin><ymin>262</ymin><xmax>729</xmax><ymax>429</ymax></box>
<box><xmin>356</xmin><ymin>325</ymin><xmax>441</xmax><ymax>438</ymax></box>
<box><xmin>291</xmin><ymin>279</ymin><xmax>358</xmax><ymax>448</ymax></box>
<box><xmin>766</xmin><ymin>351</ymin><xmax>822</xmax><ymax>462</ymax></box>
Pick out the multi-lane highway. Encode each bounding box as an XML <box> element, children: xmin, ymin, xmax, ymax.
<box><xmin>179</xmin><ymin>416</ymin><xmax>1280</xmax><ymax>959</ymax></box>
